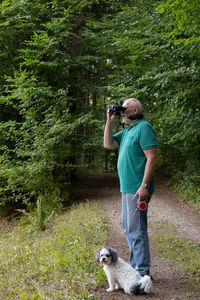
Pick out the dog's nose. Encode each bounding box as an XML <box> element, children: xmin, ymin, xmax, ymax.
<box><xmin>102</xmin><ymin>257</ymin><xmax>106</xmax><ymax>262</ymax></box>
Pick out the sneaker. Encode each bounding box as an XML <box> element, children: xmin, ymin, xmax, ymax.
<box><xmin>140</xmin><ymin>270</ymin><xmax>150</xmax><ymax>276</ymax></box>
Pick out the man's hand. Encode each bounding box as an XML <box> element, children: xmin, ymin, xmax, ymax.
<box><xmin>107</xmin><ymin>106</ymin><xmax>117</xmax><ymax>123</ymax></box>
<box><xmin>107</xmin><ymin>112</ymin><xmax>116</xmax><ymax>122</ymax></box>
<box><xmin>104</xmin><ymin>107</ymin><xmax>119</xmax><ymax>150</ymax></box>
<box><xmin>135</xmin><ymin>185</ymin><xmax>149</xmax><ymax>201</ymax></box>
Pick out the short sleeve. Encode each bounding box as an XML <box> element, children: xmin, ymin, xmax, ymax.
<box><xmin>113</xmin><ymin>130</ymin><xmax>123</xmax><ymax>145</ymax></box>
<box><xmin>139</xmin><ymin>123</ymin><xmax>157</xmax><ymax>150</ymax></box>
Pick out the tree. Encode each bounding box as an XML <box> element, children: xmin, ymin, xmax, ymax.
<box><xmin>0</xmin><ymin>0</ymin><xmax>124</xmax><ymax>209</ymax></box>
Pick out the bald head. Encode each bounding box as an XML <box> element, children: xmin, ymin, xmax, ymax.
<box><xmin>123</xmin><ymin>98</ymin><xmax>143</xmax><ymax>114</ymax></box>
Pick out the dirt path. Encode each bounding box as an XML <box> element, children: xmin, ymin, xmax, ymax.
<box><xmin>79</xmin><ymin>173</ymin><xmax>200</xmax><ymax>300</ymax></box>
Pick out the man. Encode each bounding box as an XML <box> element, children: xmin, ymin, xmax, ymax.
<box><xmin>104</xmin><ymin>98</ymin><xmax>157</xmax><ymax>276</ymax></box>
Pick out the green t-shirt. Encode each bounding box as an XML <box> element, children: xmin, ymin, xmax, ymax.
<box><xmin>113</xmin><ymin>119</ymin><xmax>157</xmax><ymax>194</ymax></box>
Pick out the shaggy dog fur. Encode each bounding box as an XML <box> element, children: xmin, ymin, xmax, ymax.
<box><xmin>95</xmin><ymin>247</ymin><xmax>152</xmax><ymax>295</ymax></box>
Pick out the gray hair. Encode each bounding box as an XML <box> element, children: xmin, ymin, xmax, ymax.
<box><xmin>124</xmin><ymin>98</ymin><xmax>143</xmax><ymax>114</ymax></box>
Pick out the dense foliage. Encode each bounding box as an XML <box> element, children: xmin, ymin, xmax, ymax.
<box><xmin>0</xmin><ymin>0</ymin><xmax>199</xmax><ymax>213</ymax></box>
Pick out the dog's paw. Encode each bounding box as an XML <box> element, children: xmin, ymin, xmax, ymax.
<box><xmin>107</xmin><ymin>287</ymin><xmax>114</xmax><ymax>292</ymax></box>
<box><xmin>115</xmin><ymin>283</ymin><xmax>120</xmax><ymax>290</ymax></box>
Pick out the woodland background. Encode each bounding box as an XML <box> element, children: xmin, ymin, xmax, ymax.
<box><xmin>0</xmin><ymin>0</ymin><xmax>200</xmax><ymax>219</ymax></box>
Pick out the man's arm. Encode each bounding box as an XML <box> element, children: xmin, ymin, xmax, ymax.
<box><xmin>104</xmin><ymin>114</ymin><xmax>119</xmax><ymax>149</ymax></box>
<box><xmin>142</xmin><ymin>148</ymin><xmax>157</xmax><ymax>185</ymax></box>
<box><xmin>135</xmin><ymin>148</ymin><xmax>157</xmax><ymax>201</ymax></box>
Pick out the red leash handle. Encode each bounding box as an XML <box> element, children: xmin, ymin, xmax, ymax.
<box><xmin>130</xmin><ymin>199</ymin><xmax>147</xmax><ymax>225</ymax></box>
<box><xmin>137</xmin><ymin>200</ymin><xmax>147</xmax><ymax>211</ymax></box>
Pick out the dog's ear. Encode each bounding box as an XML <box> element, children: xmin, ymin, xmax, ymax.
<box><xmin>94</xmin><ymin>248</ymin><xmax>101</xmax><ymax>262</ymax></box>
<box><xmin>108</xmin><ymin>247</ymin><xmax>118</xmax><ymax>263</ymax></box>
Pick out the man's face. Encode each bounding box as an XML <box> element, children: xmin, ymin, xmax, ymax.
<box><xmin>121</xmin><ymin>101</ymin><xmax>137</xmax><ymax>124</ymax></box>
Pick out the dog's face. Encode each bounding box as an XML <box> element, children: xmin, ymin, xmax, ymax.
<box><xmin>95</xmin><ymin>247</ymin><xmax>118</xmax><ymax>265</ymax></box>
<box><xmin>99</xmin><ymin>248</ymin><xmax>112</xmax><ymax>265</ymax></box>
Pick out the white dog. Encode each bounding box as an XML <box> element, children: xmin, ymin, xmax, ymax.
<box><xmin>95</xmin><ymin>247</ymin><xmax>152</xmax><ymax>295</ymax></box>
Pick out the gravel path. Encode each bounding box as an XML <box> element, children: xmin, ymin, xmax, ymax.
<box><xmin>149</xmin><ymin>180</ymin><xmax>200</xmax><ymax>243</ymax></box>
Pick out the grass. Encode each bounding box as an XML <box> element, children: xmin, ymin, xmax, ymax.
<box><xmin>0</xmin><ymin>200</ymin><xmax>108</xmax><ymax>299</ymax></box>
<box><xmin>150</xmin><ymin>221</ymin><xmax>200</xmax><ymax>296</ymax></box>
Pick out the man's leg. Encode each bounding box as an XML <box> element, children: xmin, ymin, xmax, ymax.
<box><xmin>121</xmin><ymin>193</ymin><xmax>150</xmax><ymax>275</ymax></box>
